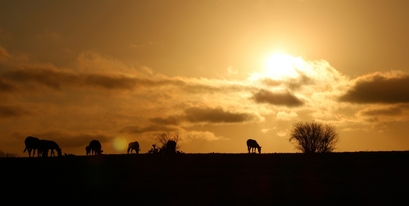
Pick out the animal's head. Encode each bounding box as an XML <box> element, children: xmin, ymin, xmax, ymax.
<box><xmin>258</xmin><ymin>146</ymin><xmax>262</xmax><ymax>154</ymax></box>
<box><xmin>85</xmin><ymin>146</ymin><xmax>91</xmax><ymax>154</ymax></box>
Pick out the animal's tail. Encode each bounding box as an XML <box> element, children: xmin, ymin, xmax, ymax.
<box><xmin>23</xmin><ymin>147</ymin><xmax>27</xmax><ymax>153</ymax></box>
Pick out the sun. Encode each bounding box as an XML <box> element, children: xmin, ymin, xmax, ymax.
<box><xmin>264</xmin><ymin>52</ymin><xmax>299</xmax><ymax>79</ymax></box>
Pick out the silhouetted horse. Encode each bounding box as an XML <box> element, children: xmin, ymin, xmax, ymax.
<box><xmin>88</xmin><ymin>140</ymin><xmax>102</xmax><ymax>155</ymax></box>
<box><xmin>85</xmin><ymin>146</ymin><xmax>91</xmax><ymax>155</ymax></box>
<box><xmin>38</xmin><ymin>140</ymin><xmax>62</xmax><ymax>157</ymax></box>
<box><xmin>23</xmin><ymin>136</ymin><xmax>41</xmax><ymax>157</ymax></box>
<box><xmin>127</xmin><ymin>141</ymin><xmax>140</xmax><ymax>154</ymax></box>
<box><xmin>247</xmin><ymin>139</ymin><xmax>261</xmax><ymax>154</ymax></box>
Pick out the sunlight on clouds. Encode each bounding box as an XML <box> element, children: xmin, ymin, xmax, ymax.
<box><xmin>182</xmin><ymin>130</ymin><xmax>227</xmax><ymax>143</ymax></box>
<box><xmin>261</xmin><ymin>127</ymin><xmax>276</xmax><ymax>134</ymax></box>
<box><xmin>227</xmin><ymin>66</ymin><xmax>238</xmax><ymax>75</ymax></box>
<box><xmin>276</xmin><ymin>130</ymin><xmax>288</xmax><ymax>137</ymax></box>
<box><xmin>265</xmin><ymin>52</ymin><xmax>301</xmax><ymax>80</ymax></box>
<box><xmin>76</xmin><ymin>51</ymin><xmax>151</xmax><ymax>77</ymax></box>
<box><xmin>276</xmin><ymin>111</ymin><xmax>298</xmax><ymax>121</ymax></box>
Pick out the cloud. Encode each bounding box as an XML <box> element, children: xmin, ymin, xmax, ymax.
<box><xmin>0</xmin><ymin>46</ymin><xmax>12</xmax><ymax>61</ymax></box>
<box><xmin>276</xmin><ymin>111</ymin><xmax>298</xmax><ymax>121</ymax></box>
<box><xmin>227</xmin><ymin>66</ymin><xmax>238</xmax><ymax>75</ymax></box>
<box><xmin>0</xmin><ymin>65</ymin><xmax>174</xmax><ymax>91</ymax></box>
<box><xmin>360</xmin><ymin>105</ymin><xmax>408</xmax><ymax>116</ymax></box>
<box><xmin>0</xmin><ymin>78</ymin><xmax>16</xmax><ymax>92</ymax></box>
<box><xmin>3</xmin><ymin>65</ymin><xmax>79</xmax><ymax>90</ymax></box>
<box><xmin>184</xmin><ymin>106</ymin><xmax>257</xmax><ymax>123</ymax></box>
<box><xmin>183</xmin><ymin>130</ymin><xmax>225</xmax><ymax>142</ymax></box>
<box><xmin>339</xmin><ymin>72</ymin><xmax>409</xmax><ymax>104</ymax></box>
<box><xmin>277</xmin><ymin>130</ymin><xmax>288</xmax><ymax>137</ymax></box>
<box><xmin>84</xmin><ymin>74</ymin><xmax>140</xmax><ymax>90</ymax></box>
<box><xmin>0</xmin><ymin>105</ymin><xmax>31</xmax><ymax>118</ymax></box>
<box><xmin>251</xmin><ymin>89</ymin><xmax>304</xmax><ymax>107</ymax></box>
<box><xmin>356</xmin><ymin>104</ymin><xmax>409</xmax><ymax>123</ymax></box>
<box><xmin>261</xmin><ymin>127</ymin><xmax>276</xmax><ymax>133</ymax></box>
<box><xmin>149</xmin><ymin>116</ymin><xmax>182</xmax><ymax>126</ymax></box>
<box><xmin>120</xmin><ymin>124</ymin><xmax>178</xmax><ymax>134</ymax></box>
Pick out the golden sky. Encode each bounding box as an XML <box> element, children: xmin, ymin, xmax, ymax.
<box><xmin>1</xmin><ymin>0</ymin><xmax>408</xmax><ymax>155</ymax></box>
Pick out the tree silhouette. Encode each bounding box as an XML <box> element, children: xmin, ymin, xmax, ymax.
<box><xmin>156</xmin><ymin>132</ymin><xmax>182</xmax><ymax>153</ymax></box>
<box><xmin>148</xmin><ymin>144</ymin><xmax>159</xmax><ymax>154</ymax></box>
<box><xmin>289</xmin><ymin>121</ymin><xmax>339</xmax><ymax>153</ymax></box>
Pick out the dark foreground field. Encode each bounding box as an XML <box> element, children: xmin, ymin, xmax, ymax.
<box><xmin>2</xmin><ymin>152</ymin><xmax>409</xmax><ymax>205</ymax></box>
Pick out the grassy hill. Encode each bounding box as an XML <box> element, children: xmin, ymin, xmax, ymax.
<box><xmin>2</xmin><ymin>152</ymin><xmax>408</xmax><ymax>205</ymax></box>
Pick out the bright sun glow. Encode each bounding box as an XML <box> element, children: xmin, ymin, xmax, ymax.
<box><xmin>264</xmin><ymin>52</ymin><xmax>300</xmax><ymax>79</ymax></box>
<box><xmin>113</xmin><ymin>137</ymin><xmax>128</xmax><ymax>152</ymax></box>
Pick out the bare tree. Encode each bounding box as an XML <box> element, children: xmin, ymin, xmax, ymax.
<box><xmin>156</xmin><ymin>132</ymin><xmax>182</xmax><ymax>153</ymax></box>
<box><xmin>289</xmin><ymin>121</ymin><xmax>339</xmax><ymax>153</ymax></box>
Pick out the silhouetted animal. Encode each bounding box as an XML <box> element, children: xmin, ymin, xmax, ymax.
<box><xmin>88</xmin><ymin>140</ymin><xmax>102</xmax><ymax>155</ymax></box>
<box><xmin>164</xmin><ymin>140</ymin><xmax>177</xmax><ymax>154</ymax></box>
<box><xmin>23</xmin><ymin>136</ymin><xmax>41</xmax><ymax>157</ymax></box>
<box><xmin>85</xmin><ymin>146</ymin><xmax>91</xmax><ymax>155</ymax></box>
<box><xmin>247</xmin><ymin>139</ymin><xmax>261</xmax><ymax>154</ymax></box>
<box><xmin>38</xmin><ymin>140</ymin><xmax>62</xmax><ymax>157</ymax></box>
<box><xmin>127</xmin><ymin>141</ymin><xmax>140</xmax><ymax>154</ymax></box>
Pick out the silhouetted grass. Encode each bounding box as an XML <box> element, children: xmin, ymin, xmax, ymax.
<box><xmin>0</xmin><ymin>150</ymin><xmax>18</xmax><ymax>158</ymax></box>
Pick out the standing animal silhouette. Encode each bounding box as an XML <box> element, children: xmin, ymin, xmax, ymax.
<box><xmin>38</xmin><ymin>140</ymin><xmax>62</xmax><ymax>157</ymax></box>
<box><xmin>23</xmin><ymin>136</ymin><xmax>41</xmax><ymax>157</ymax></box>
<box><xmin>88</xmin><ymin>140</ymin><xmax>102</xmax><ymax>155</ymax></box>
<box><xmin>127</xmin><ymin>141</ymin><xmax>140</xmax><ymax>154</ymax></box>
<box><xmin>85</xmin><ymin>146</ymin><xmax>91</xmax><ymax>155</ymax></box>
<box><xmin>246</xmin><ymin>139</ymin><xmax>262</xmax><ymax>154</ymax></box>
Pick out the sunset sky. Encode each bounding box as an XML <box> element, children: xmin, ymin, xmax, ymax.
<box><xmin>1</xmin><ymin>0</ymin><xmax>408</xmax><ymax>156</ymax></box>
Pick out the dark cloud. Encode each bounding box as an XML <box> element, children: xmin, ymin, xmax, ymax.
<box><xmin>0</xmin><ymin>78</ymin><xmax>16</xmax><ymax>92</ymax></box>
<box><xmin>181</xmin><ymin>83</ymin><xmax>222</xmax><ymax>94</ymax></box>
<box><xmin>361</xmin><ymin>105</ymin><xmax>409</xmax><ymax>116</ymax></box>
<box><xmin>260</xmin><ymin>78</ymin><xmax>281</xmax><ymax>87</ymax></box>
<box><xmin>1</xmin><ymin>67</ymin><xmax>171</xmax><ymax>91</ymax></box>
<box><xmin>286</xmin><ymin>73</ymin><xmax>314</xmax><ymax>90</ymax></box>
<box><xmin>339</xmin><ymin>74</ymin><xmax>409</xmax><ymax>104</ymax></box>
<box><xmin>184</xmin><ymin>106</ymin><xmax>256</xmax><ymax>123</ymax></box>
<box><xmin>120</xmin><ymin>124</ymin><xmax>178</xmax><ymax>134</ymax></box>
<box><xmin>3</xmin><ymin>67</ymin><xmax>79</xmax><ymax>90</ymax></box>
<box><xmin>251</xmin><ymin>89</ymin><xmax>304</xmax><ymax>107</ymax></box>
<box><xmin>260</xmin><ymin>73</ymin><xmax>314</xmax><ymax>91</ymax></box>
<box><xmin>149</xmin><ymin>116</ymin><xmax>182</xmax><ymax>126</ymax></box>
<box><xmin>0</xmin><ymin>105</ymin><xmax>31</xmax><ymax>118</ymax></box>
<box><xmin>1</xmin><ymin>66</ymin><xmax>249</xmax><ymax>95</ymax></box>
<box><xmin>84</xmin><ymin>74</ymin><xmax>138</xmax><ymax>90</ymax></box>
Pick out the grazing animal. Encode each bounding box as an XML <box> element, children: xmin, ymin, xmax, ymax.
<box><xmin>164</xmin><ymin>140</ymin><xmax>177</xmax><ymax>154</ymax></box>
<box><xmin>85</xmin><ymin>146</ymin><xmax>91</xmax><ymax>155</ymax></box>
<box><xmin>88</xmin><ymin>140</ymin><xmax>102</xmax><ymax>155</ymax></box>
<box><xmin>38</xmin><ymin>140</ymin><xmax>62</xmax><ymax>157</ymax></box>
<box><xmin>246</xmin><ymin>139</ymin><xmax>261</xmax><ymax>154</ymax></box>
<box><xmin>23</xmin><ymin>136</ymin><xmax>41</xmax><ymax>157</ymax></box>
<box><xmin>127</xmin><ymin>141</ymin><xmax>140</xmax><ymax>154</ymax></box>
